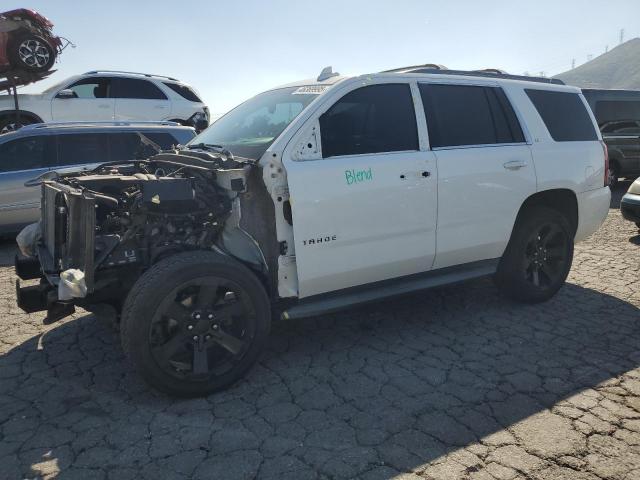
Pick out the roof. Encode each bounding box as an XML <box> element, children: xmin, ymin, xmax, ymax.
<box><xmin>0</xmin><ymin>121</ymin><xmax>194</xmax><ymax>139</ymax></box>
<box><xmin>82</xmin><ymin>71</ymin><xmax>181</xmax><ymax>82</ymax></box>
<box><xmin>269</xmin><ymin>65</ymin><xmax>576</xmax><ymax>95</ymax></box>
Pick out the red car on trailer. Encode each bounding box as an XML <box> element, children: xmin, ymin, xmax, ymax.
<box><xmin>0</xmin><ymin>9</ymin><xmax>63</xmax><ymax>73</ymax></box>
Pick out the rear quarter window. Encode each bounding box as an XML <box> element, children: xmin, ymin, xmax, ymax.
<box><xmin>163</xmin><ymin>83</ymin><xmax>202</xmax><ymax>102</ymax></box>
<box><xmin>525</xmin><ymin>89</ymin><xmax>598</xmax><ymax>142</ymax></box>
<box><xmin>167</xmin><ymin>129</ymin><xmax>196</xmax><ymax>145</ymax></box>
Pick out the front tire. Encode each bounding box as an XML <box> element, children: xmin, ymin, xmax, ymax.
<box><xmin>495</xmin><ymin>207</ymin><xmax>574</xmax><ymax>303</ymax></box>
<box><xmin>8</xmin><ymin>33</ymin><xmax>56</xmax><ymax>72</ymax></box>
<box><xmin>120</xmin><ymin>251</ymin><xmax>271</xmax><ymax>397</ymax></box>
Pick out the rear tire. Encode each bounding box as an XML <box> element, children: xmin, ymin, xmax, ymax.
<box><xmin>8</xmin><ymin>33</ymin><xmax>56</xmax><ymax>72</ymax></box>
<box><xmin>0</xmin><ymin>115</ymin><xmax>38</xmax><ymax>134</ymax></box>
<box><xmin>495</xmin><ymin>207</ymin><xmax>573</xmax><ymax>303</ymax></box>
<box><xmin>120</xmin><ymin>251</ymin><xmax>271</xmax><ymax>397</ymax></box>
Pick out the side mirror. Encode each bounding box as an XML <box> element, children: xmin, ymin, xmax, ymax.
<box><xmin>56</xmin><ymin>89</ymin><xmax>76</xmax><ymax>99</ymax></box>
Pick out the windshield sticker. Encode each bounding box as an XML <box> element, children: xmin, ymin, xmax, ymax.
<box><xmin>345</xmin><ymin>167</ymin><xmax>373</xmax><ymax>185</ymax></box>
<box><xmin>293</xmin><ymin>85</ymin><xmax>330</xmax><ymax>95</ymax></box>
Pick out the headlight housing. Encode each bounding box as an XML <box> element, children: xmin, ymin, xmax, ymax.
<box><xmin>628</xmin><ymin>178</ymin><xmax>640</xmax><ymax>195</ymax></box>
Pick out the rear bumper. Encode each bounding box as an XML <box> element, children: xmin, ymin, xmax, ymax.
<box><xmin>575</xmin><ymin>187</ymin><xmax>611</xmax><ymax>242</ymax></box>
<box><xmin>621</xmin><ymin>193</ymin><xmax>640</xmax><ymax>224</ymax></box>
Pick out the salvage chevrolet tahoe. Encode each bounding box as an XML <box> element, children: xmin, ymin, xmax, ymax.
<box><xmin>15</xmin><ymin>66</ymin><xmax>611</xmax><ymax>396</ymax></box>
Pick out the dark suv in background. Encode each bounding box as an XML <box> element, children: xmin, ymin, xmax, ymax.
<box><xmin>582</xmin><ymin>89</ymin><xmax>640</xmax><ymax>187</ymax></box>
<box><xmin>0</xmin><ymin>121</ymin><xmax>195</xmax><ymax>233</ymax></box>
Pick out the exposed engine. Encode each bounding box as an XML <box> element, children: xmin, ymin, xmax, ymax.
<box><xmin>17</xmin><ymin>148</ymin><xmax>257</xmax><ymax>316</ymax></box>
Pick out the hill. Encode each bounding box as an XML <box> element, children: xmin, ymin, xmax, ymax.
<box><xmin>555</xmin><ymin>38</ymin><xmax>640</xmax><ymax>90</ymax></box>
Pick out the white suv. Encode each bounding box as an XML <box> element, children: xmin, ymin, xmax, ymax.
<box><xmin>0</xmin><ymin>70</ymin><xmax>209</xmax><ymax>133</ymax></box>
<box><xmin>16</xmin><ymin>66</ymin><xmax>610</xmax><ymax>396</ymax></box>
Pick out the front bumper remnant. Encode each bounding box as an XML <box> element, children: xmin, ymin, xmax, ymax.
<box><xmin>15</xmin><ymin>253</ymin><xmax>76</xmax><ymax>323</ymax></box>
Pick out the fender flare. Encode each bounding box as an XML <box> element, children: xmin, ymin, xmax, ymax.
<box><xmin>0</xmin><ymin>110</ymin><xmax>44</xmax><ymax>124</ymax></box>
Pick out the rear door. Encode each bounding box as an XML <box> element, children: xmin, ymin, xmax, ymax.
<box><xmin>0</xmin><ymin>135</ymin><xmax>54</xmax><ymax>230</ymax></box>
<box><xmin>285</xmin><ymin>82</ymin><xmax>438</xmax><ymax>297</ymax></box>
<box><xmin>51</xmin><ymin>77</ymin><xmax>115</xmax><ymax>121</ymax></box>
<box><xmin>112</xmin><ymin>78</ymin><xmax>171</xmax><ymax>121</ymax></box>
<box><xmin>418</xmin><ymin>82</ymin><xmax>536</xmax><ymax>269</ymax></box>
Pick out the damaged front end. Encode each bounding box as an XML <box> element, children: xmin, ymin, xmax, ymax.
<box><xmin>16</xmin><ymin>148</ymin><xmax>267</xmax><ymax>323</ymax></box>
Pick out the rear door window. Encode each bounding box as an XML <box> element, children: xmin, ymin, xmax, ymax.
<box><xmin>0</xmin><ymin>136</ymin><xmax>49</xmax><ymax>172</ymax></box>
<box><xmin>56</xmin><ymin>133</ymin><xmax>109</xmax><ymax>166</ymax></box>
<box><xmin>112</xmin><ymin>78</ymin><xmax>167</xmax><ymax>100</ymax></box>
<box><xmin>320</xmin><ymin>84</ymin><xmax>419</xmax><ymax>158</ymax></box>
<box><xmin>525</xmin><ymin>89</ymin><xmax>598</xmax><ymax>142</ymax></box>
<box><xmin>418</xmin><ymin>84</ymin><xmax>525</xmax><ymax>148</ymax></box>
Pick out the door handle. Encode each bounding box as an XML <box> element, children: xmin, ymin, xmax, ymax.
<box><xmin>503</xmin><ymin>160</ymin><xmax>527</xmax><ymax>170</ymax></box>
<box><xmin>98</xmin><ymin>104</ymin><xmax>110</xmax><ymax>109</ymax></box>
<box><xmin>154</xmin><ymin>105</ymin><xmax>167</xmax><ymax>109</ymax></box>
<box><xmin>400</xmin><ymin>171</ymin><xmax>431</xmax><ymax>180</ymax></box>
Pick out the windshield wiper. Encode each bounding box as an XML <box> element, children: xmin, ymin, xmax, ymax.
<box><xmin>185</xmin><ymin>143</ymin><xmax>224</xmax><ymax>151</ymax></box>
<box><xmin>184</xmin><ymin>143</ymin><xmax>235</xmax><ymax>162</ymax></box>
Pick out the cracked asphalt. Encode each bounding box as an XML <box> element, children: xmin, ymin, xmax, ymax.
<box><xmin>1</xmin><ymin>184</ymin><xmax>640</xmax><ymax>480</ymax></box>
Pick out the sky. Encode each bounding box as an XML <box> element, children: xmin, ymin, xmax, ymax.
<box><xmin>8</xmin><ymin>0</ymin><xmax>640</xmax><ymax>116</ymax></box>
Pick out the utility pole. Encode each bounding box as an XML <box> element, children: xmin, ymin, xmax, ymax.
<box><xmin>620</xmin><ymin>28</ymin><xmax>625</xmax><ymax>44</ymax></box>
<box><xmin>587</xmin><ymin>54</ymin><xmax>594</xmax><ymax>62</ymax></box>
<box><xmin>605</xmin><ymin>45</ymin><xmax>609</xmax><ymax>53</ymax></box>
<box><xmin>571</xmin><ymin>58</ymin><xmax>576</xmax><ymax>69</ymax></box>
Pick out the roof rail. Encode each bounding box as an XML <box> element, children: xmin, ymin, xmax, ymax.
<box><xmin>20</xmin><ymin>121</ymin><xmax>183</xmax><ymax>130</ymax></box>
<box><xmin>83</xmin><ymin>70</ymin><xmax>179</xmax><ymax>81</ymax></box>
<box><xmin>382</xmin><ymin>65</ymin><xmax>564</xmax><ymax>85</ymax></box>
<box><xmin>383</xmin><ymin>63</ymin><xmax>449</xmax><ymax>73</ymax></box>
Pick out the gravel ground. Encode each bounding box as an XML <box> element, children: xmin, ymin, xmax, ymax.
<box><xmin>0</xmin><ymin>184</ymin><xmax>639</xmax><ymax>480</ymax></box>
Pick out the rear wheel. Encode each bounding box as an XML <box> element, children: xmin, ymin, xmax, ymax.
<box><xmin>120</xmin><ymin>251</ymin><xmax>271</xmax><ymax>397</ymax></box>
<box><xmin>8</xmin><ymin>33</ymin><xmax>56</xmax><ymax>72</ymax></box>
<box><xmin>0</xmin><ymin>116</ymin><xmax>37</xmax><ymax>134</ymax></box>
<box><xmin>495</xmin><ymin>207</ymin><xmax>573</xmax><ymax>303</ymax></box>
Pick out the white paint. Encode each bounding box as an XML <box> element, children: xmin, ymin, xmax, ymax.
<box><xmin>257</xmin><ymin>72</ymin><xmax>610</xmax><ymax>299</ymax></box>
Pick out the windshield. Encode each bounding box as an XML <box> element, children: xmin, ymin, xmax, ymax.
<box><xmin>188</xmin><ymin>87</ymin><xmax>319</xmax><ymax>160</ymax></box>
<box><xmin>42</xmin><ymin>80</ymin><xmax>69</xmax><ymax>94</ymax></box>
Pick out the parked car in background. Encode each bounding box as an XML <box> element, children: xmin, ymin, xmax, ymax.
<box><xmin>0</xmin><ymin>71</ymin><xmax>209</xmax><ymax>133</ymax></box>
<box><xmin>621</xmin><ymin>177</ymin><xmax>640</xmax><ymax>229</ymax></box>
<box><xmin>0</xmin><ymin>121</ymin><xmax>195</xmax><ymax>234</ymax></box>
<box><xmin>600</xmin><ymin>120</ymin><xmax>640</xmax><ymax>187</ymax></box>
<box><xmin>0</xmin><ymin>9</ymin><xmax>63</xmax><ymax>74</ymax></box>
<box><xmin>582</xmin><ymin>88</ymin><xmax>640</xmax><ymax>187</ymax></box>
<box><xmin>15</xmin><ymin>66</ymin><xmax>610</xmax><ymax>396</ymax></box>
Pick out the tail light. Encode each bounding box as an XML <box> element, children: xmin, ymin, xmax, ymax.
<box><xmin>601</xmin><ymin>140</ymin><xmax>609</xmax><ymax>187</ymax></box>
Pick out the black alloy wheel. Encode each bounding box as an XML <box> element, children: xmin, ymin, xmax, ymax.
<box><xmin>522</xmin><ymin>223</ymin><xmax>569</xmax><ymax>289</ymax></box>
<box><xmin>149</xmin><ymin>278</ymin><xmax>255</xmax><ymax>380</ymax></box>
<box><xmin>121</xmin><ymin>251</ymin><xmax>271</xmax><ymax>397</ymax></box>
<box><xmin>495</xmin><ymin>207</ymin><xmax>573</xmax><ymax>303</ymax></box>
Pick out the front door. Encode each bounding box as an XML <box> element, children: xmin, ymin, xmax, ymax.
<box><xmin>51</xmin><ymin>76</ymin><xmax>115</xmax><ymax>122</ymax></box>
<box><xmin>285</xmin><ymin>83</ymin><xmax>437</xmax><ymax>298</ymax></box>
<box><xmin>0</xmin><ymin>135</ymin><xmax>54</xmax><ymax>231</ymax></box>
